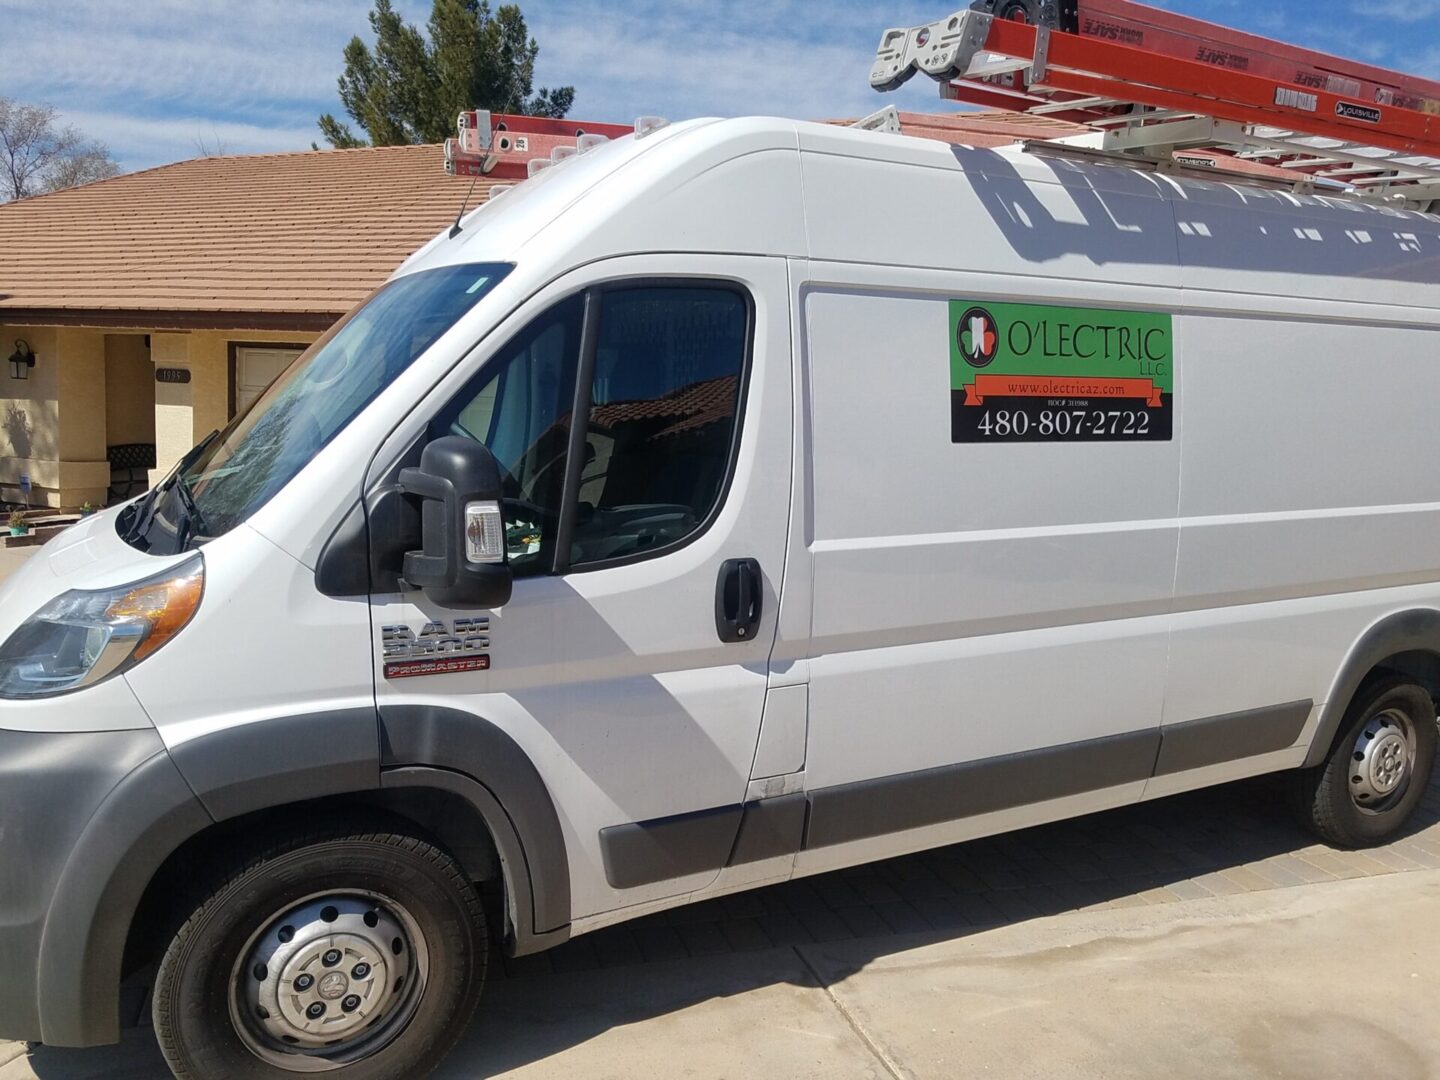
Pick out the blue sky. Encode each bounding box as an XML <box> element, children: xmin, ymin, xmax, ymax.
<box><xmin>3</xmin><ymin>0</ymin><xmax>1438</xmax><ymax>172</ymax></box>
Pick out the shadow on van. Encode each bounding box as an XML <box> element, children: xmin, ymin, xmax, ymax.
<box><xmin>18</xmin><ymin>770</ymin><xmax>1439</xmax><ymax>1079</ymax></box>
<box><xmin>951</xmin><ymin>144</ymin><xmax>1440</xmax><ymax>287</ymax></box>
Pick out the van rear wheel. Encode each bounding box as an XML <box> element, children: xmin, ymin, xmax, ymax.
<box><xmin>1297</xmin><ymin>679</ymin><xmax>1437</xmax><ymax>848</ymax></box>
<box><xmin>152</xmin><ymin>822</ymin><xmax>486</xmax><ymax>1079</ymax></box>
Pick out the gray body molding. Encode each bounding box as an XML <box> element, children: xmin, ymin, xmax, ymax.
<box><xmin>600</xmin><ymin>805</ymin><xmax>742</xmax><ymax>890</ymax></box>
<box><xmin>168</xmin><ymin>707</ymin><xmax>381</xmax><ymax>821</ymax></box>
<box><xmin>1153</xmin><ymin>701</ymin><xmax>1311</xmax><ymax>776</ymax></box>
<box><xmin>1304</xmin><ymin>609</ymin><xmax>1440</xmax><ymax>768</ymax></box>
<box><xmin>600</xmin><ymin>697</ymin><xmax>1322</xmax><ymax>889</ymax></box>
<box><xmin>172</xmin><ymin>703</ymin><xmax>572</xmax><ymax>952</ymax></box>
<box><xmin>378</xmin><ymin>705</ymin><xmax>572</xmax><ymax>949</ymax></box>
<box><xmin>0</xmin><ymin>728</ymin><xmax>210</xmax><ymax>1047</ymax></box>
<box><xmin>2</xmin><ymin>705</ymin><xmax>570</xmax><ymax>1047</ymax></box>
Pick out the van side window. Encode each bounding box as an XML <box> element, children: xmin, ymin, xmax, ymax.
<box><xmin>434</xmin><ymin>283</ymin><xmax>748</xmax><ymax>576</ymax></box>
<box><xmin>568</xmin><ymin>286</ymin><xmax>748</xmax><ymax>569</ymax></box>
<box><xmin>435</xmin><ymin>294</ymin><xmax>584</xmax><ymax>577</ymax></box>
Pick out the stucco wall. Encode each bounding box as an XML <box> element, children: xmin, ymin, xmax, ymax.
<box><xmin>1</xmin><ymin>326</ymin><xmax>108</xmax><ymax>507</ymax></box>
<box><xmin>0</xmin><ymin>325</ymin><xmax>59</xmax><ymax>482</ymax></box>
<box><xmin>104</xmin><ymin>334</ymin><xmax>156</xmax><ymax>447</ymax></box>
<box><xmin>56</xmin><ymin>329</ymin><xmax>106</xmax><ymax>466</ymax></box>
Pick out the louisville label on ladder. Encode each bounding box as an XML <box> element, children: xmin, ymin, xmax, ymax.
<box><xmin>870</xmin><ymin>0</ymin><xmax>1440</xmax><ymax>208</ymax></box>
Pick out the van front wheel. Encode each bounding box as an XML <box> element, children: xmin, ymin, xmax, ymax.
<box><xmin>153</xmin><ymin>822</ymin><xmax>487</xmax><ymax>1080</ymax></box>
<box><xmin>1298</xmin><ymin>679</ymin><xmax>1437</xmax><ymax>848</ymax></box>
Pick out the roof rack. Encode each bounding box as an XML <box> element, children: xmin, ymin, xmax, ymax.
<box><xmin>870</xmin><ymin>0</ymin><xmax>1440</xmax><ymax>210</ymax></box>
<box><xmin>444</xmin><ymin>112</ymin><xmax>636</xmax><ymax>180</ymax></box>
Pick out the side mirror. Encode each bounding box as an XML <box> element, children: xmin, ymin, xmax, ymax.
<box><xmin>398</xmin><ymin>436</ymin><xmax>512</xmax><ymax>609</ymax></box>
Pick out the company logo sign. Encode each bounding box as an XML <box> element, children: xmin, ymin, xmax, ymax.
<box><xmin>957</xmin><ymin>307</ymin><xmax>1000</xmax><ymax>367</ymax></box>
<box><xmin>948</xmin><ymin>299</ymin><xmax>1175</xmax><ymax>444</ymax></box>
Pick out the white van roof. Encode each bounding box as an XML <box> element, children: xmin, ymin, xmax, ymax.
<box><xmin>398</xmin><ymin>115</ymin><xmax>1440</xmax><ymax>312</ymax></box>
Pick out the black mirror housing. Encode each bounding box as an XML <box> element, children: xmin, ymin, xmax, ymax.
<box><xmin>399</xmin><ymin>436</ymin><xmax>513</xmax><ymax>609</ymax></box>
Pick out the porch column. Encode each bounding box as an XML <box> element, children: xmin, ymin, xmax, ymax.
<box><xmin>54</xmin><ymin>328</ymin><xmax>110</xmax><ymax>508</ymax></box>
<box><xmin>149</xmin><ymin>333</ymin><xmax>194</xmax><ymax>486</ymax></box>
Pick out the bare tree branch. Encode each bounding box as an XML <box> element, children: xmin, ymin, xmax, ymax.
<box><xmin>0</xmin><ymin>96</ymin><xmax>123</xmax><ymax>201</ymax></box>
<box><xmin>192</xmin><ymin>129</ymin><xmax>232</xmax><ymax>158</ymax></box>
<box><xmin>43</xmin><ymin>145</ymin><xmax>122</xmax><ymax>191</ymax></box>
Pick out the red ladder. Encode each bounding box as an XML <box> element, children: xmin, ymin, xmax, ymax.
<box><xmin>871</xmin><ymin>0</ymin><xmax>1440</xmax><ymax>206</ymax></box>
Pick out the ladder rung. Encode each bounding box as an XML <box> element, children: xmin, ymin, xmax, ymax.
<box><xmin>1028</xmin><ymin>95</ymin><xmax>1120</xmax><ymax>114</ymax></box>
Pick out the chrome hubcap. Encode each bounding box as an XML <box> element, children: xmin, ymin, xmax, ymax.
<box><xmin>1350</xmin><ymin>709</ymin><xmax>1416</xmax><ymax>814</ymax></box>
<box><xmin>230</xmin><ymin>893</ymin><xmax>428</xmax><ymax>1072</ymax></box>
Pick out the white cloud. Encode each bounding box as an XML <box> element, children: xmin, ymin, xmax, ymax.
<box><xmin>527</xmin><ymin>0</ymin><xmax>952</xmax><ymax>122</ymax></box>
<box><xmin>0</xmin><ymin>0</ymin><xmax>362</xmax><ymax>109</ymax></box>
<box><xmin>56</xmin><ymin>110</ymin><xmax>319</xmax><ymax>170</ymax></box>
<box><xmin>0</xmin><ymin>0</ymin><xmax>421</xmax><ymax>168</ymax></box>
<box><xmin>1352</xmin><ymin>0</ymin><xmax>1440</xmax><ymax>22</ymax></box>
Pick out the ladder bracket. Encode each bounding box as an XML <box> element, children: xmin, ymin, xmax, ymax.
<box><xmin>851</xmin><ymin>105</ymin><xmax>904</xmax><ymax>134</ymax></box>
<box><xmin>1028</xmin><ymin>25</ymin><xmax>1051</xmax><ymax>85</ymax></box>
<box><xmin>870</xmin><ymin>10</ymin><xmax>996</xmax><ymax>91</ymax></box>
<box><xmin>456</xmin><ymin>109</ymin><xmax>493</xmax><ymax>155</ymax></box>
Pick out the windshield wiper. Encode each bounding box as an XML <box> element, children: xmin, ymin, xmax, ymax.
<box><xmin>122</xmin><ymin>484</ymin><xmax>163</xmax><ymax>545</ymax></box>
<box><xmin>122</xmin><ymin>429</ymin><xmax>220</xmax><ymax>546</ymax></box>
<box><xmin>171</xmin><ymin>472</ymin><xmax>209</xmax><ymax>550</ymax></box>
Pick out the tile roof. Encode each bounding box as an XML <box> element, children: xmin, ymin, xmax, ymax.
<box><xmin>591</xmin><ymin>375</ymin><xmax>739</xmax><ymax>440</ymax></box>
<box><xmin>0</xmin><ymin>143</ymin><xmax>485</xmax><ymax>328</ymax></box>
<box><xmin>890</xmin><ymin>109</ymin><xmax>1091</xmax><ymax>146</ymax></box>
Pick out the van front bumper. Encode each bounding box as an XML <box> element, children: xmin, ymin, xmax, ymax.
<box><xmin>0</xmin><ymin>727</ymin><xmax>208</xmax><ymax>1046</ymax></box>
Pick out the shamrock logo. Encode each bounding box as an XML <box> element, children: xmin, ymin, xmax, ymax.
<box><xmin>958</xmin><ymin>307</ymin><xmax>999</xmax><ymax>368</ymax></box>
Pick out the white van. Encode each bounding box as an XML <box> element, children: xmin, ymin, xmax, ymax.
<box><xmin>2</xmin><ymin>116</ymin><xmax>1437</xmax><ymax>1079</ymax></box>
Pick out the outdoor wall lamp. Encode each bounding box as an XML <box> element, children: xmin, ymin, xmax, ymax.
<box><xmin>8</xmin><ymin>340</ymin><xmax>36</xmax><ymax>380</ymax></box>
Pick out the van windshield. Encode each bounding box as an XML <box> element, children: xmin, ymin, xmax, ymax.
<box><xmin>120</xmin><ymin>262</ymin><xmax>512</xmax><ymax>553</ymax></box>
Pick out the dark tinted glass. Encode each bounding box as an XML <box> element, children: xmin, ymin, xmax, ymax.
<box><xmin>436</xmin><ymin>294</ymin><xmax>584</xmax><ymax>577</ymax></box>
<box><xmin>569</xmin><ymin>287</ymin><xmax>748</xmax><ymax>567</ymax></box>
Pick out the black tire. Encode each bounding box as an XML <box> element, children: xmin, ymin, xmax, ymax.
<box><xmin>152</xmin><ymin>820</ymin><xmax>486</xmax><ymax>1080</ymax></box>
<box><xmin>1297</xmin><ymin>679</ymin><xmax>1437</xmax><ymax>848</ymax></box>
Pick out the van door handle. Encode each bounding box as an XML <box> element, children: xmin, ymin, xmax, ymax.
<box><xmin>715</xmin><ymin>558</ymin><xmax>763</xmax><ymax>643</ymax></box>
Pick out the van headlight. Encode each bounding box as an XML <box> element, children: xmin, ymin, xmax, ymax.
<box><xmin>0</xmin><ymin>556</ymin><xmax>204</xmax><ymax>699</ymax></box>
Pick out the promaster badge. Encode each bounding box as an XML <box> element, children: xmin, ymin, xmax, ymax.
<box><xmin>381</xmin><ymin>618</ymin><xmax>491</xmax><ymax>679</ymax></box>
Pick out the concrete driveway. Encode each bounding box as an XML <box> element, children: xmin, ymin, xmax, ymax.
<box><xmin>5</xmin><ymin>768</ymin><xmax>1439</xmax><ymax>1080</ymax></box>
<box><xmin>7</xmin><ymin>866</ymin><xmax>1440</xmax><ymax>1080</ymax></box>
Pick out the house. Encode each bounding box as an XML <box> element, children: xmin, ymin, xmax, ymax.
<box><xmin>0</xmin><ymin>142</ymin><xmax>498</xmax><ymax>508</ymax></box>
<box><xmin>1</xmin><ymin>108</ymin><xmax>1183</xmax><ymax>510</ymax></box>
